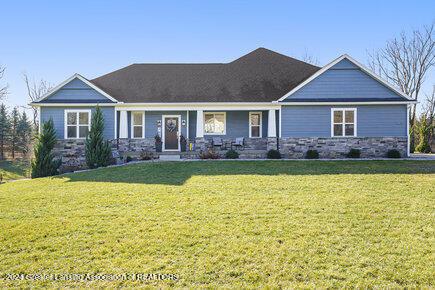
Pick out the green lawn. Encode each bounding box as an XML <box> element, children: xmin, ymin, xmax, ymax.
<box><xmin>0</xmin><ymin>160</ymin><xmax>29</xmax><ymax>182</ymax></box>
<box><xmin>0</xmin><ymin>161</ymin><xmax>434</xmax><ymax>288</ymax></box>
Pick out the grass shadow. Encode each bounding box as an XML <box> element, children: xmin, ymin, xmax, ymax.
<box><xmin>59</xmin><ymin>160</ymin><xmax>435</xmax><ymax>186</ymax></box>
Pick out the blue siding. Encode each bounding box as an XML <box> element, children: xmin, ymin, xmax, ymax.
<box><xmin>285</xmin><ymin>59</ymin><xmax>405</xmax><ymax>101</ymax></box>
<box><xmin>281</xmin><ymin>105</ymin><xmax>407</xmax><ymax>137</ymax></box>
<box><xmin>188</xmin><ymin>110</ymin><xmax>270</xmax><ymax>139</ymax></box>
<box><xmin>43</xmin><ymin>78</ymin><xmax>113</xmax><ymax>103</ymax></box>
<box><xmin>40</xmin><ymin>107</ymin><xmax>115</xmax><ymax>139</ymax></box>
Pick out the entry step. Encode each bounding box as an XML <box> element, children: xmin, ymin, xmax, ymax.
<box><xmin>159</xmin><ymin>154</ymin><xmax>181</xmax><ymax>161</ymax></box>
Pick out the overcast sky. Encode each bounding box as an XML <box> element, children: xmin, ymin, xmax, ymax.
<box><xmin>1</xmin><ymin>0</ymin><xmax>434</xmax><ymax>109</ymax></box>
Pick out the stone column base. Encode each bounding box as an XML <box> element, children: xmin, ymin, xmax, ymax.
<box><xmin>195</xmin><ymin>137</ymin><xmax>207</xmax><ymax>151</ymax></box>
<box><xmin>266</xmin><ymin>137</ymin><xmax>278</xmax><ymax>150</ymax></box>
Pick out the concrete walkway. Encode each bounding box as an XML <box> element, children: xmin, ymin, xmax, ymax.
<box><xmin>410</xmin><ymin>153</ymin><xmax>435</xmax><ymax>160</ymax></box>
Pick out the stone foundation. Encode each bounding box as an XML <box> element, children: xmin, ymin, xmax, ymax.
<box><xmin>52</xmin><ymin>136</ymin><xmax>408</xmax><ymax>172</ymax></box>
<box><xmin>279</xmin><ymin>137</ymin><xmax>407</xmax><ymax>158</ymax></box>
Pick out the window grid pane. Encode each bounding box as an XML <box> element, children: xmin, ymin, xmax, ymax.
<box><xmin>133</xmin><ymin>113</ymin><xmax>143</xmax><ymax>125</ymax></box>
<box><xmin>333</xmin><ymin>111</ymin><xmax>343</xmax><ymax>123</ymax></box>
<box><xmin>345</xmin><ymin>110</ymin><xmax>354</xmax><ymax>124</ymax></box>
<box><xmin>67</xmin><ymin>113</ymin><xmax>77</xmax><ymax>125</ymax></box>
<box><xmin>133</xmin><ymin>126</ymin><xmax>143</xmax><ymax>138</ymax></box>
<box><xmin>251</xmin><ymin>126</ymin><xmax>260</xmax><ymax>137</ymax></box>
<box><xmin>79</xmin><ymin>112</ymin><xmax>89</xmax><ymax>125</ymax></box>
<box><xmin>79</xmin><ymin>126</ymin><xmax>89</xmax><ymax>138</ymax></box>
<box><xmin>67</xmin><ymin>126</ymin><xmax>77</xmax><ymax>138</ymax></box>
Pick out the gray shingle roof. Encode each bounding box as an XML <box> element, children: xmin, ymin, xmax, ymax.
<box><xmin>91</xmin><ymin>48</ymin><xmax>320</xmax><ymax>103</ymax></box>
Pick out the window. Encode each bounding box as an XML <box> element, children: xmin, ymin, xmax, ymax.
<box><xmin>249</xmin><ymin>112</ymin><xmax>262</xmax><ymax>138</ymax></box>
<box><xmin>65</xmin><ymin>110</ymin><xmax>91</xmax><ymax>139</ymax></box>
<box><xmin>131</xmin><ymin>112</ymin><xmax>145</xmax><ymax>138</ymax></box>
<box><xmin>204</xmin><ymin>112</ymin><xmax>226</xmax><ymax>135</ymax></box>
<box><xmin>332</xmin><ymin>108</ymin><xmax>357</xmax><ymax>137</ymax></box>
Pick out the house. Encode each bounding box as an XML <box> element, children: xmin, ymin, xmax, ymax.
<box><xmin>30</xmin><ymin>48</ymin><xmax>415</xmax><ymax>166</ymax></box>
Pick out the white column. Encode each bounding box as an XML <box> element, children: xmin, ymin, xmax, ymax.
<box><xmin>268</xmin><ymin>109</ymin><xmax>277</xmax><ymax>137</ymax></box>
<box><xmin>119</xmin><ymin>110</ymin><xmax>128</xmax><ymax>138</ymax></box>
<box><xmin>196</xmin><ymin>110</ymin><xmax>204</xmax><ymax>138</ymax></box>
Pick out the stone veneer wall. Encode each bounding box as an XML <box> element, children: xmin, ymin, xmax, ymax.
<box><xmin>53</xmin><ymin>136</ymin><xmax>407</xmax><ymax>172</ymax></box>
<box><xmin>279</xmin><ymin>137</ymin><xmax>407</xmax><ymax>158</ymax></box>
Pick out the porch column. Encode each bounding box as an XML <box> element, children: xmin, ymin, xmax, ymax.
<box><xmin>267</xmin><ymin>109</ymin><xmax>278</xmax><ymax>150</ymax></box>
<box><xmin>196</xmin><ymin>110</ymin><xmax>204</xmax><ymax>138</ymax></box>
<box><xmin>195</xmin><ymin>110</ymin><xmax>206</xmax><ymax>151</ymax></box>
<box><xmin>268</xmin><ymin>109</ymin><xmax>277</xmax><ymax>137</ymax></box>
<box><xmin>119</xmin><ymin>110</ymin><xmax>128</xmax><ymax>138</ymax></box>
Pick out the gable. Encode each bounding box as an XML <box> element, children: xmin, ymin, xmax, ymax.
<box><xmin>280</xmin><ymin>57</ymin><xmax>410</xmax><ymax>102</ymax></box>
<box><xmin>39</xmin><ymin>76</ymin><xmax>116</xmax><ymax>103</ymax></box>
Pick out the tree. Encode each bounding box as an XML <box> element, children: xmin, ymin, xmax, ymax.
<box><xmin>301</xmin><ymin>49</ymin><xmax>320</xmax><ymax>66</ymax></box>
<box><xmin>0</xmin><ymin>104</ymin><xmax>11</xmax><ymax>160</ymax></box>
<box><xmin>367</xmin><ymin>23</ymin><xmax>435</xmax><ymax>151</ymax></box>
<box><xmin>31</xmin><ymin>119</ymin><xmax>60</xmax><ymax>178</ymax></box>
<box><xmin>415</xmin><ymin>113</ymin><xmax>432</xmax><ymax>153</ymax></box>
<box><xmin>23</xmin><ymin>73</ymin><xmax>52</xmax><ymax>130</ymax></box>
<box><xmin>0</xmin><ymin>65</ymin><xmax>7</xmax><ymax>100</ymax></box>
<box><xmin>9</xmin><ymin>107</ymin><xmax>20</xmax><ymax>159</ymax></box>
<box><xmin>85</xmin><ymin>107</ymin><xmax>112</xmax><ymax>169</ymax></box>
<box><xmin>17</xmin><ymin>111</ymin><xmax>32</xmax><ymax>156</ymax></box>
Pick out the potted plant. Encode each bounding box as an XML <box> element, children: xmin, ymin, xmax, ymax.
<box><xmin>155</xmin><ymin>134</ymin><xmax>162</xmax><ymax>152</ymax></box>
<box><xmin>180</xmin><ymin>134</ymin><xmax>187</xmax><ymax>152</ymax></box>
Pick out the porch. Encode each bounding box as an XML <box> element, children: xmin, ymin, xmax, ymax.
<box><xmin>115</xmin><ymin>107</ymin><xmax>280</xmax><ymax>154</ymax></box>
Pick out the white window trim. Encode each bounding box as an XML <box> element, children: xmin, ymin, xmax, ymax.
<box><xmin>249</xmin><ymin>111</ymin><xmax>262</xmax><ymax>138</ymax></box>
<box><xmin>203</xmin><ymin>112</ymin><xmax>226</xmax><ymax>135</ymax></box>
<box><xmin>130</xmin><ymin>111</ymin><xmax>145</xmax><ymax>139</ymax></box>
<box><xmin>331</xmin><ymin>108</ymin><xmax>357</xmax><ymax>137</ymax></box>
<box><xmin>64</xmin><ymin>109</ymin><xmax>92</xmax><ymax>139</ymax></box>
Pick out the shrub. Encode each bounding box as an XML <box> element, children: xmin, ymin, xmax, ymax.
<box><xmin>346</xmin><ymin>148</ymin><xmax>361</xmax><ymax>158</ymax></box>
<box><xmin>386</xmin><ymin>149</ymin><xmax>401</xmax><ymax>158</ymax></box>
<box><xmin>125</xmin><ymin>156</ymin><xmax>133</xmax><ymax>163</ymax></box>
<box><xmin>267</xmin><ymin>149</ymin><xmax>281</xmax><ymax>159</ymax></box>
<box><xmin>225</xmin><ymin>149</ymin><xmax>239</xmax><ymax>159</ymax></box>
<box><xmin>305</xmin><ymin>149</ymin><xmax>319</xmax><ymax>159</ymax></box>
<box><xmin>85</xmin><ymin>106</ymin><xmax>112</xmax><ymax>169</ymax></box>
<box><xmin>199</xmin><ymin>149</ymin><xmax>220</xmax><ymax>159</ymax></box>
<box><xmin>140</xmin><ymin>150</ymin><xmax>154</xmax><ymax>160</ymax></box>
<box><xmin>31</xmin><ymin>119</ymin><xmax>61</xmax><ymax>178</ymax></box>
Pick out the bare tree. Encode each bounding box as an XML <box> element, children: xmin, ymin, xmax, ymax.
<box><xmin>301</xmin><ymin>49</ymin><xmax>320</xmax><ymax>66</ymax></box>
<box><xmin>367</xmin><ymin>23</ymin><xmax>435</xmax><ymax>128</ymax></box>
<box><xmin>23</xmin><ymin>73</ymin><xmax>53</xmax><ymax>129</ymax></box>
<box><xmin>0</xmin><ymin>65</ymin><xmax>8</xmax><ymax>100</ymax></box>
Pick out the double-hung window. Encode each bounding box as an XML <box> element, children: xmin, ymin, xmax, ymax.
<box><xmin>249</xmin><ymin>112</ymin><xmax>262</xmax><ymax>138</ymax></box>
<box><xmin>332</xmin><ymin>108</ymin><xmax>357</xmax><ymax>137</ymax></box>
<box><xmin>65</xmin><ymin>110</ymin><xmax>91</xmax><ymax>139</ymax></box>
<box><xmin>131</xmin><ymin>112</ymin><xmax>145</xmax><ymax>138</ymax></box>
<box><xmin>204</xmin><ymin>112</ymin><xmax>226</xmax><ymax>135</ymax></box>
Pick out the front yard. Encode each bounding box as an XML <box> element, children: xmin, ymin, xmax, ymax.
<box><xmin>0</xmin><ymin>160</ymin><xmax>434</xmax><ymax>288</ymax></box>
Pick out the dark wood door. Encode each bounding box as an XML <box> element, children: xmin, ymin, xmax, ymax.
<box><xmin>164</xmin><ymin>116</ymin><xmax>179</xmax><ymax>150</ymax></box>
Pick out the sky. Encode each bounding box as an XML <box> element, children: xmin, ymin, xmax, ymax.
<box><xmin>1</xmin><ymin>0</ymin><xmax>434</xmax><ymax>109</ymax></box>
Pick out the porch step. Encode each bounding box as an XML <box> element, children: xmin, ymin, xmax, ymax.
<box><xmin>159</xmin><ymin>154</ymin><xmax>181</xmax><ymax>161</ymax></box>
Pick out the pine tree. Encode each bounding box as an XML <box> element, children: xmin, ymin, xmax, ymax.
<box><xmin>0</xmin><ymin>104</ymin><xmax>11</xmax><ymax>160</ymax></box>
<box><xmin>17</xmin><ymin>111</ymin><xmax>32</xmax><ymax>156</ymax></box>
<box><xmin>10</xmin><ymin>107</ymin><xmax>20</xmax><ymax>159</ymax></box>
<box><xmin>31</xmin><ymin>119</ymin><xmax>60</xmax><ymax>178</ymax></box>
<box><xmin>85</xmin><ymin>107</ymin><xmax>112</xmax><ymax>169</ymax></box>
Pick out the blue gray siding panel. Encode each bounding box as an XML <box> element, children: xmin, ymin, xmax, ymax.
<box><xmin>281</xmin><ymin>105</ymin><xmax>407</xmax><ymax>137</ymax></box>
<box><xmin>40</xmin><ymin>106</ymin><xmax>115</xmax><ymax>139</ymax></box>
<box><xmin>42</xmin><ymin>78</ymin><xmax>113</xmax><ymax>103</ymax></box>
<box><xmin>284</xmin><ymin>59</ymin><xmax>406</xmax><ymax>101</ymax></box>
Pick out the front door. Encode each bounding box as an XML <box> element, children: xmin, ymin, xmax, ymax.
<box><xmin>163</xmin><ymin>115</ymin><xmax>180</xmax><ymax>151</ymax></box>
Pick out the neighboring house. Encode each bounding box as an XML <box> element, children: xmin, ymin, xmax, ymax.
<box><xmin>30</xmin><ymin>48</ymin><xmax>415</xmax><ymax>166</ymax></box>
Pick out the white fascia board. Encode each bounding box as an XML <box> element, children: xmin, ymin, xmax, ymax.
<box><xmin>279</xmin><ymin>101</ymin><xmax>416</xmax><ymax>105</ymax></box>
<box><xmin>34</xmin><ymin>73</ymin><xmax>119</xmax><ymax>103</ymax></box>
<box><xmin>277</xmin><ymin>54</ymin><xmax>414</xmax><ymax>102</ymax></box>
<box><xmin>30</xmin><ymin>102</ymin><xmax>117</xmax><ymax>107</ymax></box>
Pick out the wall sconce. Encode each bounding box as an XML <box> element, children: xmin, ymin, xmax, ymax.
<box><xmin>181</xmin><ymin>120</ymin><xmax>186</xmax><ymax>126</ymax></box>
<box><xmin>157</xmin><ymin>120</ymin><xmax>162</xmax><ymax>126</ymax></box>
